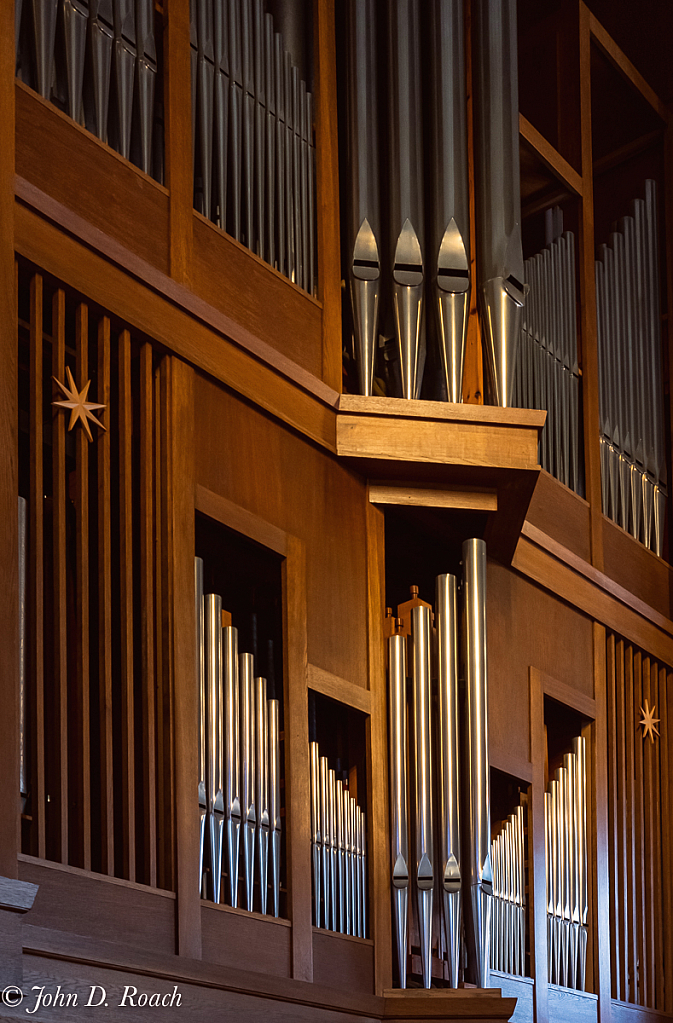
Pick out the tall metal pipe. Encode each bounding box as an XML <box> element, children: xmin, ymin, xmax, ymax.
<box><xmin>462</xmin><ymin>538</ymin><xmax>491</xmax><ymax>987</ymax></box>
<box><xmin>346</xmin><ymin>0</ymin><xmax>381</xmax><ymax>396</ymax></box>
<box><xmin>32</xmin><ymin>0</ymin><xmax>59</xmax><ymax>98</ymax></box>
<box><xmin>343</xmin><ymin>782</ymin><xmax>352</xmax><ymax>935</ymax></box>
<box><xmin>573</xmin><ymin>736</ymin><xmax>587</xmax><ymax>989</ymax></box>
<box><xmin>412</xmin><ymin>603</ymin><xmax>433</xmax><ymax>988</ymax></box>
<box><xmin>436</xmin><ymin>573</ymin><xmax>461</xmax><ymax>987</ymax></box>
<box><xmin>310</xmin><ymin>741</ymin><xmax>321</xmax><ymax>925</ymax></box>
<box><xmin>223</xmin><ymin>624</ymin><xmax>241</xmax><ymax>907</ymax></box>
<box><xmin>112</xmin><ymin>0</ymin><xmax>136</xmax><ymax>160</ymax></box>
<box><xmin>336</xmin><ymin>776</ymin><xmax>345</xmax><ymax>934</ymax></box>
<box><xmin>328</xmin><ymin>769</ymin><xmax>338</xmax><ymax>931</ymax></box>
<box><xmin>86</xmin><ymin>0</ymin><xmax>113</xmax><ymax>142</ymax></box>
<box><xmin>473</xmin><ymin>0</ymin><xmax>525</xmax><ymax>407</ymax></box>
<box><xmin>239</xmin><ymin>651</ymin><xmax>256</xmax><ymax>912</ymax></box>
<box><xmin>62</xmin><ymin>0</ymin><xmax>89</xmax><ymax>122</ymax></box>
<box><xmin>268</xmin><ymin>698</ymin><xmax>282</xmax><ymax>918</ymax></box>
<box><xmin>195</xmin><ymin>559</ymin><xmax>206</xmax><ymax>893</ymax></box>
<box><xmin>320</xmin><ymin>755</ymin><xmax>330</xmax><ymax>928</ymax></box>
<box><xmin>255</xmin><ymin>675</ymin><xmax>269</xmax><ymax>913</ymax></box>
<box><xmin>388</xmin><ymin>0</ymin><xmax>425</xmax><ymax>400</ymax></box>
<box><xmin>205</xmin><ymin>594</ymin><xmax>224</xmax><ymax>902</ymax></box>
<box><xmin>429</xmin><ymin>0</ymin><xmax>469</xmax><ymax>404</ymax></box>
<box><xmin>388</xmin><ymin>630</ymin><xmax>408</xmax><ymax>986</ymax></box>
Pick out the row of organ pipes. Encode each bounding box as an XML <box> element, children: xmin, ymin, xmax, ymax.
<box><xmin>345</xmin><ymin>0</ymin><xmax>524</xmax><ymax>407</ymax></box>
<box><xmin>15</xmin><ymin>0</ymin><xmax>160</xmax><ymax>178</ymax></box>
<box><xmin>195</xmin><ymin>557</ymin><xmax>282</xmax><ymax>915</ymax></box>
<box><xmin>309</xmin><ymin>743</ymin><xmax>367</xmax><ymax>938</ymax></box>
<box><xmin>191</xmin><ymin>0</ymin><xmax>316</xmax><ymax>293</ymax></box>
<box><xmin>545</xmin><ymin>738</ymin><xmax>588</xmax><ymax>990</ymax></box>
<box><xmin>387</xmin><ymin>539</ymin><xmax>492</xmax><ymax>989</ymax></box>
<box><xmin>595</xmin><ymin>181</ymin><xmax>666</xmax><ymax>556</ymax></box>
<box><xmin>490</xmin><ymin>800</ymin><xmax>526</xmax><ymax>977</ymax></box>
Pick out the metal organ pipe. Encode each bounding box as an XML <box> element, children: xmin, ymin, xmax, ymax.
<box><xmin>388</xmin><ymin>630</ymin><xmax>409</xmax><ymax>988</ymax></box>
<box><xmin>239</xmin><ymin>651</ymin><xmax>256</xmax><ymax>912</ymax></box>
<box><xmin>204</xmin><ymin>594</ymin><xmax>225</xmax><ymax>903</ymax></box>
<box><xmin>255</xmin><ymin>675</ymin><xmax>269</xmax><ymax>914</ymax></box>
<box><xmin>411</xmin><ymin>603</ymin><xmax>434</xmax><ymax>988</ymax></box>
<box><xmin>268</xmin><ymin>698</ymin><xmax>282</xmax><ymax>918</ymax></box>
<box><xmin>473</xmin><ymin>0</ymin><xmax>525</xmax><ymax>407</ymax></box>
<box><xmin>195</xmin><ymin>559</ymin><xmax>207</xmax><ymax>893</ymax></box>
<box><xmin>223</xmin><ymin>624</ymin><xmax>241</xmax><ymax>908</ymax></box>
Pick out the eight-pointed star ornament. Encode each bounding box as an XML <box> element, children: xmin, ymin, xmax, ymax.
<box><xmin>639</xmin><ymin>699</ymin><xmax>660</xmax><ymax>744</ymax></box>
<box><xmin>52</xmin><ymin>366</ymin><xmax>106</xmax><ymax>441</ymax></box>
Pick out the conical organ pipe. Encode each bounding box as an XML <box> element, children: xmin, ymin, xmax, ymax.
<box><xmin>112</xmin><ymin>0</ymin><xmax>136</xmax><ymax>161</ymax></box>
<box><xmin>255</xmin><ymin>676</ymin><xmax>269</xmax><ymax>914</ymax></box>
<box><xmin>473</xmin><ymin>0</ymin><xmax>525</xmax><ymax>407</ymax></box>
<box><xmin>205</xmin><ymin>594</ymin><xmax>224</xmax><ymax>903</ymax></box>
<box><xmin>388</xmin><ymin>0</ymin><xmax>425</xmax><ymax>400</ymax></box>
<box><xmin>328</xmin><ymin>770</ymin><xmax>338</xmax><ymax>931</ymax></box>
<box><xmin>436</xmin><ymin>574</ymin><xmax>461</xmax><ymax>987</ymax></box>
<box><xmin>239</xmin><ymin>651</ymin><xmax>256</xmax><ymax>912</ymax></box>
<box><xmin>195</xmin><ymin>559</ymin><xmax>206</xmax><ymax>892</ymax></box>
<box><xmin>429</xmin><ymin>0</ymin><xmax>470</xmax><ymax>404</ymax></box>
<box><xmin>223</xmin><ymin>626</ymin><xmax>241</xmax><ymax>907</ymax></box>
<box><xmin>336</xmin><ymin>777</ymin><xmax>345</xmax><ymax>933</ymax></box>
<box><xmin>268</xmin><ymin>698</ymin><xmax>281</xmax><ymax>918</ymax></box>
<box><xmin>388</xmin><ymin>632</ymin><xmax>408</xmax><ymax>986</ymax></box>
<box><xmin>462</xmin><ymin>538</ymin><xmax>492</xmax><ymax>987</ymax></box>
<box><xmin>412</xmin><ymin>603</ymin><xmax>434</xmax><ymax>989</ymax></box>
<box><xmin>135</xmin><ymin>0</ymin><xmax>156</xmax><ymax>175</ymax></box>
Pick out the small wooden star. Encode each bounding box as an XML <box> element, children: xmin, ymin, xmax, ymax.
<box><xmin>52</xmin><ymin>366</ymin><xmax>106</xmax><ymax>442</ymax></box>
<box><xmin>639</xmin><ymin>700</ymin><xmax>660</xmax><ymax>744</ymax></box>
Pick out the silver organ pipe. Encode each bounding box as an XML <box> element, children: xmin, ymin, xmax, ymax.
<box><xmin>595</xmin><ymin>181</ymin><xmax>667</xmax><ymax>555</ymax></box>
<box><xmin>412</xmin><ymin>603</ymin><xmax>434</xmax><ymax>988</ymax></box>
<box><xmin>308</xmin><ymin>740</ymin><xmax>367</xmax><ymax>939</ymax></box>
<box><xmin>194</xmin><ymin>572</ymin><xmax>280</xmax><ymax>916</ymax></box>
<box><xmin>473</xmin><ymin>0</ymin><xmax>525</xmax><ymax>408</ymax></box>
<box><xmin>490</xmin><ymin>798</ymin><xmax>527</xmax><ymax>978</ymax></box>
<box><xmin>544</xmin><ymin>737</ymin><xmax>587</xmax><ymax>989</ymax></box>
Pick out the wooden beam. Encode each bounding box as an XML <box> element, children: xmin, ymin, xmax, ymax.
<box><xmin>195</xmin><ymin>485</ymin><xmax>289</xmax><ymax>558</ymax></box>
<box><xmin>307</xmin><ymin>664</ymin><xmax>371</xmax><ymax>717</ymax></box>
<box><xmin>520</xmin><ymin>114</ymin><xmax>584</xmax><ymax>197</ymax></box>
<box><xmin>587</xmin><ymin>8</ymin><xmax>668</xmax><ymax>124</ymax></box>
<box><xmin>368</xmin><ymin>482</ymin><xmax>497</xmax><ymax>512</ymax></box>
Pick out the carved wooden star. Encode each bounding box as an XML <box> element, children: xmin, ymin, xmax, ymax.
<box><xmin>639</xmin><ymin>700</ymin><xmax>660</xmax><ymax>744</ymax></box>
<box><xmin>52</xmin><ymin>366</ymin><xmax>106</xmax><ymax>442</ymax></box>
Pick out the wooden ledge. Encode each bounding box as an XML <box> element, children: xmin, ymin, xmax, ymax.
<box><xmin>336</xmin><ymin>395</ymin><xmax>545</xmax><ymax>473</ymax></box>
<box><xmin>0</xmin><ymin>876</ymin><xmax>38</xmax><ymax>914</ymax></box>
<box><xmin>382</xmin><ymin>988</ymin><xmax>517</xmax><ymax>1021</ymax></box>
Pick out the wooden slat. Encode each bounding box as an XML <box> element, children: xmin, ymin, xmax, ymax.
<box><xmin>641</xmin><ymin>656</ymin><xmax>655</xmax><ymax>1005</ymax></box>
<box><xmin>615</xmin><ymin>639</ymin><xmax>630</xmax><ymax>1002</ymax></box>
<box><xmin>592</xmin><ymin>622</ymin><xmax>611</xmax><ymax>1014</ymax></box>
<box><xmin>29</xmin><ymin>274</ymin><xmax>45</xmax><ymax>860</ymax></box>
<box><xmin>528</xmin><ymin>669</ymin><xmax>549</xmax><ymax>1023</ymax></box>
<box><xmin>606</xmin><ymin>634</ymin><xmax>620</xmax><ymax>999</ymax></box>
<box><xmin>139</xmin><ymin>342</ymin><xmax>157</xmax><ymax>887</ymax></box>
<box><xmin>519</xmin><ymin>114</ymin><xmax>584</xmax><ymax>197</ymax></box>
<box><xmin>118</xmin><ymin>330</ymin><xmax>136</xmax><ymax>882</ymax></box>
<box><xmin>578</xmin><ymin>3</ymin><xmax>604</xmax><ymax>572</ymax></box>
<box><xmin>661</xmin><ymin>669</ymin><xmax>673</xmax><ymax>1013</ymax></box>
<box><xmin>51</xmin><ymin>289</ymin><xmax>68</xmax><ymax>865</ymax></box>
<box><xmin>97</xmin><ymin>316</ymin><xmax>114</xmax><ymax>874</ymax></box>
<box><xmin>623</xmin><ymin>642</ymin><xmax>638</xmax><ymax>1005</ymax></box>
<box><xmin>586</xmin><ymin>8</ymin><xmax>669</xmax><ymax>122</ymax></box>
<box><xmin>313</xmin><ymin>0</ymin><xmax>342</xmax><ymax>391</ymax></box>
<box><xmin>651</xmin><ymin>662</ymin><xmax>663</xmax><ymax>1011</ymax></box>
<box><xmin>74</xmin><ymin>302</ymin><xmax>91</xmax><ymax>871</ymax></box>
<box><xmin>306</xmin><ymin>664</ymin><xmax>371</xmax><ymax>716</ymax></box>
<box><xmin>633</xmin><ymin>649</ymin><xmax>646</xmax><ymax>1005</ymax></box>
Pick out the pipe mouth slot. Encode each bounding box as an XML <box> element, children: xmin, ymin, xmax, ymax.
<box><xmin>438</xmin><ymin>268</ymin><xmax>469</xmax><ymax>280</ymax></box>
<box><xmin>352</xmin><ymin>258</ymin><xmax>380</xmax><ymax>281</ymax></box>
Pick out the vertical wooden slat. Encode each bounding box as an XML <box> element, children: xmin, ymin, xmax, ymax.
<box><xmin>164</xmin><ymin>356</ymin><xmax>200</xmax><ymax>954</ymax></box>
<box><xmin>139</xmin><ymin>342</ymin><xmax>157</xmax><ymax>887</ymax></box>
<box><xmin>365</xmin><ymin>500</ymin><xmax>391</xmax><ymax>994</ymax></box>
<box><xmin>661</xmin><ymin>668</ymin><xmax>673</xmax><ymax>1013</ymax></box>
<box><xmin>651</xmin><ymin>661</ymin><xmax>663</xmax><ymax>1011</ymax></box>
<box><xmin>578</xmin><ymin>2</ymin><xmax>604</xmax><ymax>570</ymax></box>
<box><xmin>592</xmin><ymin>621</ymin><xmax>611</xmax><ymax>1022</ymax></box>
<box><xmin>97</xmin><ymin>316</ymin><xmax>114</xmax><ymax>874</ymax></box>
<box><xmin>624</xmin><ymin>642</ymin><xmax>638</xmax><ymax>1005</ymax></box>
<box><xmin>529</xmin><ymin>669</ymin><xmax>549</xmax><ymax>1023</ymax></box>
<box><xmin>313</xmin><ymin>0</ymin><xmax>342</xmax><ymax>391</ymax></box>
<box><xmin>29</xmin><ymin>274</ymin><xmax>45</xmax><ymax>860</ymax></box>
<box><xmin>74</xmin><ymin>302</ymin><xmax>91</xmax><ymax>871</ymax></box>
<box><xmin>606</xmin><ymin>633</ymin><xmax>620</xmax><ymax>999</ymax></box>
<box><xmin>118</xmin><ymin>330</ymin><xmax>136</xmax><ymax>882</ymax></box>
<box><xmin>641</xmin><ymin>655</ymin><xmax>655</xmax><ymax>1006</ymax></box>
<box><xmin>52</xmin><ymin>289</ymin><xmax>68</xmax><ymax>865</ymax></box>
<box><xmin>615</xmin><ymin>638</ymin><xmax>630</xmax><ymax>1002</ymax></box>
<box><xmin>633</xmin><ymin>648</ymin><xmax>646</xmax><ymax>1006</ymax></box>
<box><xmin>283</xmin><ymin>536</ymin><xmax>312</xmax><ymax>982</ymax></box>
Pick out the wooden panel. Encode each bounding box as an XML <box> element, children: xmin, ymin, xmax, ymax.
<box><xmin>191</xmin><ymin>216</ymin><xmax>323</xmax><ymax>380</ymax></box>
<box><xmin>601</xmin><ymin>517</ymin><xmax>672</xmax><ymax>622</ymax></box>
<box><xmin>118</xmin><ymin>331</ymin><xmax>135</xmax><ymax>882</ymax></box>
<box><xmin>18</xmin><ymin>857</ymin><xmax>175</xmax><ymax>956</ymax></box>
<box><xmin>164</xmin><ymin>0</ymin><xmax>193</xmax><ymax>283</ymax></box>
<box><xmin>97</xmin><ymin>316</ymin><xmax>114</xmax><ymax>874</ymax></box>
<box><xmin>525</xmin><ymin>471</ymin><xmax>591</xmax><ymax>563</ymax></box>
<box><xmin>313</xmin><ymin>0</ymin><xmax>342</xmax><ymax>391</ymax></box>
<box><xmin>491</xmin><ymin>974</ymin><xmax>534</xmax><ymax>1023</ymax></box>
<box><xmin>15</xmin><ymin>83</ymin><xmax>170</xmax><ymax>275</ymax></box>
<box><xmin>29</xmin><ymin>274</ymin><xmax>45</xmax><ymax>860</ymax></box>
<box><xmin>312</xmin><ymin>930</ymin><xmax>374</xmax><ymax>994</ymax></box>
<box><xmin>307</xmin><ymin>664</ymin><xmax>371</xmax><ymax>716</ymax></box>
<box><xmin>194</xmin><ymin>376</ymin><xmax>368</xmax><ymax>689</ymax></box>
<box><xmin>202</xmin><ymin>905</ymin><xmax>291</xmax><ymax>978</ymax></box>
<box><xmin>548</xmin><ymin>986</ymin><xmax>598</xmax><ymax>1023</ymax></box>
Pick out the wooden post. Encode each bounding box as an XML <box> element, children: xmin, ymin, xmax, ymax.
<box><xmin>592</xmin><ymin>622</ymin><xmax>612</xmax><ymax>1022</ymax></box>
<box><xmin>529</xmin><ymin>669</ymin><xmax>549</xmax><ymax>1023</ymax></box>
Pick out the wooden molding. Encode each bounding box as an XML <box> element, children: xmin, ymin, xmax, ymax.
<box><xmin>195</xmin><ymin>485</ymin><xmax>289</xmax><ymax>558</ymax></box>
<box><xmin>530</xmin><ymin>665</ymin><xmax>597</xmax><ymax>720</ymax></box>
<box><xmin>368</xmin><ymin>482</ymin><xmax>497</xmax><ymax>512</ymax></box>
<box><xmin>307</xmin><ymin>664</ymin><xmax>371</xmax><ymax>716</ymax></box>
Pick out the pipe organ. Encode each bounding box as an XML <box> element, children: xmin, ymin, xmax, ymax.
<box><xmin>595</xmin><ymin>181</ymin><xmax>666</xmax><ymax>556</ymax></box>
<box><xmin>309</xmin><ymin>740</ymin><xmax>367</xmax><ymax>938</ymax></box>
<box><xmin>195</xmin><ymin>557</ymin><xmax>282</xmax><ymax>915</ymax></box>
<box><xmin>490</xmin><ymin>800</ymin><xmax>526</xmax><ymax>977</ymax></box>
<box><xmin>15</xmin><ymin>0</ymin><xmax>161</xmax><ymax>178</ymax></box>
<box><xmin>545</xmin><ymin>736</ymin><xmax>588</xmax><ymax>990</ymax></box>
<box><xmin>191</xmin><ymin>0</ymin><xmax>316</xmax><ymax>293</ymax></box>
<box><xmin>516</xmin><ymin>218</ymin><xmax>583</xmax><ymax>496</ymax></box>
<box><xmin>387</xmin><ymin>539</ymin><xmax>497</xmax><ymax>990</ymax></box>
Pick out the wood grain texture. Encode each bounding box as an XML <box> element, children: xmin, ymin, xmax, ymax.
<box><xmin>201</xmin><ymin>904</ymin><xmax>291</xmax><ymax>977</ymax></box>
<box><xmin>592</xmin><ymin>623</ymin><xmax>612</xmax><ymax>1021</ymax></box>
<box><xmin>307</xmin><ymin>664</ymin><xmax>371</xmax><ymax>715</ymax></box>
<box><xmin>15</xmin><ymin>83</ymin><xmax>170</xmax><ymax>275</ymax></box>
<box><xmin>195</xmin><ymin>485</ymin><xmax>288</xmax><ymax>557</ymax></box>
<box><xmin>313</xmin><ymin>0</ymin><xmax>342</xmax><ymax>391</ymax></box>
<box><xmin>313</xmin><ymin>930</ymin><xmax>374</xmax><ymax>994</ymax></box>
<box><xmin>368</xmin><ymin>483</ymin><xmax>497</xmax><ymax>512</ymax></box>
<box><xmin>661</xmin><ymin>667</ymin><xmax>673</xmax><ymax>1013</ymax></box>
<box><xmin>601</xmin><ymin>517</ymin><xmax>673</xmax><ymax>624</ymax></box>
<box><xmin>29</xmin><ymin>274</ymin><xmax>45</xmax><ymax>860</ymax></box>
<box><xmin>164</xmin><ymin>0</ymin><xmax>193</xmax><ymax>282</ymax></box>
<box><xmin>525</xmin><ymin>470</ymin><xmax>591</xmax><ymax>564</ymax></box>
<box><xmin>97</xmin><ymin>316</ymin><xmax>114</xmax><ymax>875</ymax></box>
<box><xmin>164</xmin><ymin>357</ymin><xmax>200</xmax><ymax>957</ymax></box>
<box><xmin>365</xmin><ymin>502</ymin><xmax>391</xmax><ymax>995</ymax></box>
